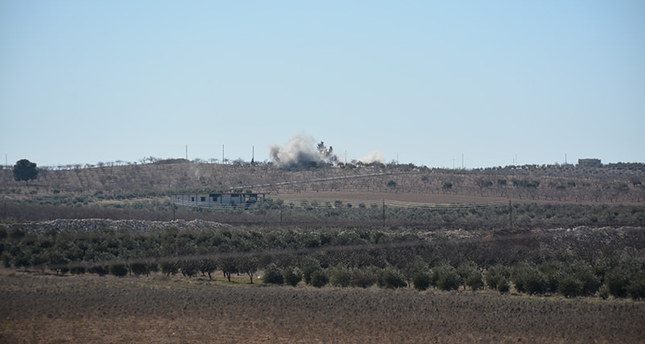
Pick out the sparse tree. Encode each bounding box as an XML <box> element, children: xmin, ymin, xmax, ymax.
<box><xmin>238</xmin><ymin>256</ymin><xmax>258</xmax><ymax>284</ymax></box>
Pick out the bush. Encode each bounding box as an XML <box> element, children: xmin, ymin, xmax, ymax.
<box><xmin>458</xmin><ymin>261</ymin><xmax>483</xmax><ymax>290</ymax></box>
<box><xmin>377</xmin><ymin>267</ymin><xmax>407</xmax><ymax>289</ymax></box>
<box><xmin>604</xmin><ymin>259</ymin><xmax>645</xmax><ymax>300</ymax></box>
<box><xmin>512</xmin><ymin>262</ymin><xmax>546</xmax><ymax>295</ymax></box>
<box><xmin>310</xmin><ymin>269</ymin><xmax>329</xmax><ymax>288</ymax></box>
<box><xmin>497</xmin><ymin>277</ymin><xmax>510</xmax><ymax>293</ymax></box>
<box><xmin>89</xmin><ymin>265</ymin><xmax>109</xmax><ymax>276</ymax></box>
<box><xmin>300</xmin><ymin>257</ymin><xmax>321</xmax><ymax>285</ymax></box>
<box><xmin>626</xmin><ymin>272</ymin><xmax>645</xmax><ymax>300</ymax></box>
<box><xmin>557</xmin><ymin>275</ymin><xmax>584</xmax><ymax>297</ymax></box>
<box><xmin>464</xmin><ymin>270</ymin><xmax>484</xmax><ymax>290</ymax></box>
<box><xmin>129</xmin><ymin>262</ymin><xmax>150</xmax><ymax>276</ymax></box>
<box><xmin>282</xmin><ymin>266</ymin><xmax>302</xmax><ymax>287</ymax></box>
<box><xmin>329</xmin><ymin>265</ymin><xmax>351</xmax><ymax>288</ymax></box>
<box><xmin>412</xmin><ymin>271</ymin><xmax>431</xmax><ymax>291</ymax></box>
<box><xmin>109</xmin><ymin>263</ymin><xmax>128</xmax><ymax>277</ymax></box>
<box><xmin>432</xmin><ymin>264</ymin><xmax>460</xmax><ymax>291</ymax></box>
<box><xmin>485</xmin><ymin>265</ymin><xmax>510</xmax><ymax>291</ymax></box>
<box><xmin>262</xmin><ymin>263</ymin><xmax>284</xmax><ymax>285</ymax></box>
<box><xmin>160</xmin><ymin>261</ymin><xmax>178</xmax><ymax>276</ymax></box>
<box><xmin>350</xmin><ymin>268</ymin><xmax>377</xmax><ymax>288</ymax></box>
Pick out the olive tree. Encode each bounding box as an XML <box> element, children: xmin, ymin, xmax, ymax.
<box><xmin>13</xmin><ymin>159</ymin><xmax>38</xmax><ymax>185</ymax></box>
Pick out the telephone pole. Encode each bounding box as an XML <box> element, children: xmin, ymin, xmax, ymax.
<box><xmin>509</xmin><ymin>199</ymin><xmax>513</xmax><ymax>230</ymax></box>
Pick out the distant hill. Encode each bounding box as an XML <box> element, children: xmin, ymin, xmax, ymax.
<box><xmin>1</xmin><ymin>161</ymin><xmax>644</xmax><ymax>204</ymax></box>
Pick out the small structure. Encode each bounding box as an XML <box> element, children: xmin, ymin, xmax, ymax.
<box><xmin>578</xmin><ymin>158</ymin><xmax>602</xmax><ymax>167</ymax></box>
<box><xmin>172</xmin><ymin>192</ymin><xmax>265</xmax><ymax>207</ymax></box>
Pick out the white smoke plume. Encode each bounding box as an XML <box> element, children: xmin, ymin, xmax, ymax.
<box><xmin>358</xmin><ymin>150</ymin><xmax>385</xmax><ymax>164</ymax></box>
<box><xmin>269</xmin><ymin>134</ymin><xmax>338</xmax><ymax>167</ymax></box>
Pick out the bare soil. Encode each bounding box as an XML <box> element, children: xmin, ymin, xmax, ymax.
<box><xmin>1</xmin><ymin>271</ymin><xmax>643</xmax><ymax>343</ymax></box>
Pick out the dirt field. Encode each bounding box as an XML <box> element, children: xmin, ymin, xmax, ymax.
<box><xmin>1</xmin><ymin>270</ymin><xmax>644</xmax><ymax>344</ymax></box>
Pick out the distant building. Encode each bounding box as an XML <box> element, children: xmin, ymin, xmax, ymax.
<box><xmin>578</xmin><ymin>158</ymin><xmax>602</xmax><ymax>167</ymax></box>
<box><xmin>172</xmin><ymin>192</ymin><xmax>265</xmax><ymax>207</ymax></box>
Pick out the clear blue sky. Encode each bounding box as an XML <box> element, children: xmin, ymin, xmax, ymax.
<box><xmin>1</xmin><ymin>1</ymin><xmax>644</xmax><ymax>168</ymax></box>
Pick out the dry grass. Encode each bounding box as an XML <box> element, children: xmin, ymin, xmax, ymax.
<box><xmin>1</xmin><ymin>271</ymin><xmax>644</xmax><ymax>343</ymax></box>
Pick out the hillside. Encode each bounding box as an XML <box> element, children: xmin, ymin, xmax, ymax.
<box><xmin>3</xmin><ymin>161</ymin><xmax>644</xmax><ymax>203</ymax></box>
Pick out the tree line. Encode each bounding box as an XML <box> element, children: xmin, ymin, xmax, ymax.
<box><xmin>1</xmin><ymin>224</ymin><xmax>643</xmax><ymax>300</ymax></box>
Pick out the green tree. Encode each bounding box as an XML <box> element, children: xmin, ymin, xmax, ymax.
<box><xmin>219</xmin><ymin>257</ymin><xmax>238</xmax><ymax>282</ymax></box>
<box><xmin>262</xmin><ymin>263</ymin><xmax>284</xmax><ymax>284</ymax></box>
<box><xmin>377</xmin><ymin>267</ymin><xmax>407</xmax><ymax>289</ymax></box>
<box><xmin>432</xmin><ymin>264</ymin><xmax>460</xmax><ymax>291</ymax></box>
<box><xmin>300</xmin><ymin>257</ymin><xmax>322</xmax><ymax>285</ymax></box>
<box><xmin>13</xmin><ymin>159</ymin><xmax>38</xmax><ymax>185</ymax></box>
<box><xmin>329</xmin><ymin>265</ymin><xmax>351</xmax><ymax>287</ymax></box>
<box><xmin>412</xmin><ymin>271</ymin><xmax>432</xmax><ymax>291</ymax></box>
<box><xmin>282</xmin><ymin>266</ymin><xmax>302</xmax><ymax>287</ymax></box>
<box><xmin>310</xmin><ymin>269</ymin><xmax>329</xmax><ymax>288</ymax></box>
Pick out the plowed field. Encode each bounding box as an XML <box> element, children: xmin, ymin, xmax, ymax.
<box><xmin>1</xmin><ymin>271</ymin><xmax>643</xmax><ymax>343</ymax></box>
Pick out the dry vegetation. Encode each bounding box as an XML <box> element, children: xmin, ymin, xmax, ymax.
<box><xmin>1</xmin><ymin>270</ymin><xmax>644</xmax><ymax>344</ymax></box>
<box><xmin>2</xmin><ymin>160</ymin><xmax>644</xmax><ymax>204</ymax></box>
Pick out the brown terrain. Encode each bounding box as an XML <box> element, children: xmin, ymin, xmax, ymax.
<box><xmin>1</xmin><ymin>270</ymin><xmax>644</xmax><ymax>344</ymax></box>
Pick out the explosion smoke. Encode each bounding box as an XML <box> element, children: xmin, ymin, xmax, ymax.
<box><xmin>269</xmin><ymin>135</ymin><xmax>338</xmax><ymax>167</ymax></box>
<box><xmin>357</xmin><ymin>151</ymin><xmax>385</xmax><ymax>164</ymax></box>
<box><xmin>270</xmin><ymin>134</ymin><xmax>385</xmax><ymax>167</ymax></box>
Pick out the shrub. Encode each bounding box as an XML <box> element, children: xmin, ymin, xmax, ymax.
<box><xmin>109</xmin><ymin>263</ymin><xmax>128</xmax><ymax>277</ymax></box>
<box><xmin>458</xmin><ymin>261</ymin><xmax>483</xmax><ymax>290</ymax></box>
<box><xmin>497</xmin><ymin>277</ymin><xmax>510</xmax><ymax>293</ymax></box>
<box><xmin>160</xmin><ymin>261</ymin><xmax>178</xmax><ymax>276</ymax></box>
<box><xmin>485</xmin><ymin>265</ymin><xmax>510</xmax><ymax>291</ymax></box>
<box><xmin>512</xmin><ymin>262</ymin><xmax>546</xmax><ymax>295</ymax></box>
<box><xmin>626</xmin><ymin>272</ymin><xmax>645</xmax><ymax>300</ymax></box>
<box><xmin>129</xmin><ymin>262</ymin><xmax>150</xmax><ymax>276</ymax></box>
<box><xmin>329</xmin><ymin>265</ymin><xmax>351</xmax><ymax>288</ymax></box>
<box><xmin>300</xmin><ymin>257</ymin><xmax>321</xmax><ymax>285</ymax></box>
<box><xmin>282</xmin><ymin>266</ymin><xmax>302</xmax><ymax>287</ymax></box>
<box><xmin>350</xmin><ymin>268</ymin><xmax>377</xmax><ymax>288</ymax></box>
<box><xmin>464</xmin><ymin>270</ymin><xmax>484</xmax><ymax>290</ymax></box>
<box><xmin>310</xmin><ymin>269</ymin><xmax>329</xmax><ymax>288</ymax></box>
<box><xmin>89</xmin><ymin>265</ymin><xmax>109</xmax><ymax>276</ymax></box>
<box><xmin>432</xmin><ymin>264</ymin><xmax>460</xmax><ymax>291</ymax></box>
<box><xmin>557</xmin><ymin>275</ymin><xmax>584</xmax><ymax>297</ymax></box>
<box><xmin>262</xmin><ymin>263</ymin><xmax>284</xmax><ymax>285</ymax></box>
<box><xmin>572</xmin><ymin>261</ymin><xmax>601</xmax><ymax>296</ymax></box>
<box><xmin>412</xmin><ymin>271</ymin><xmax>431</xmax><ymax>291</ymax></box>
<box><xmin>377</xmin><ymin>267</ymin><xmax>407</xmax><ymax>289</ymax></box>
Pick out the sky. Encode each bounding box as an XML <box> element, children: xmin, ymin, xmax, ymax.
<box><xmin>1</xmin><ymin>1</ymin><xmax>644</xmax><ymax>168</ymax></box>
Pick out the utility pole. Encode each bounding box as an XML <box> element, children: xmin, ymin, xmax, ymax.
<box><xmin>252</xmin><ymin>146</ymin><xmax>255</xmax><ymax>164</ymax></box>
<box><xmin>185</xmin><ymin>145</ymin><xmax>188</xmax><ymax>160</ymax></box>
<box><xmin>509</xmin><ymin>199</ymin><xmax>513</xmax><ymax>230</ymax></box>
